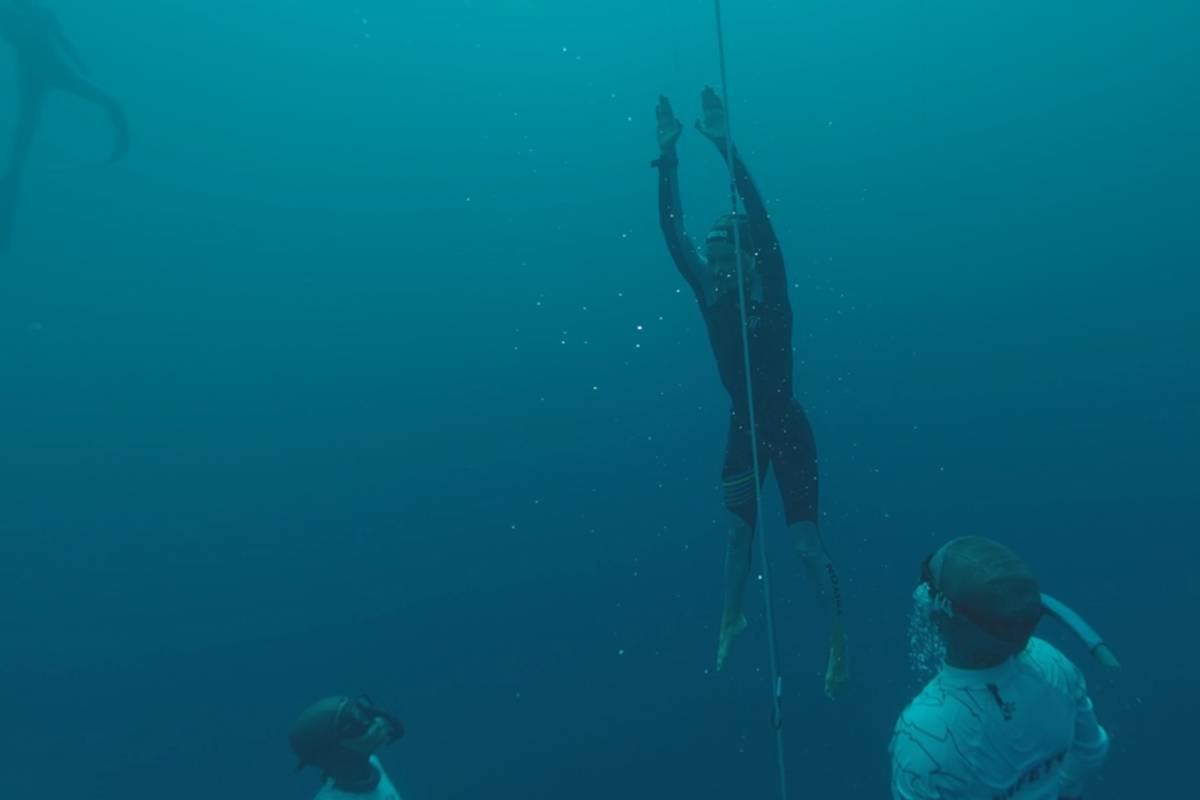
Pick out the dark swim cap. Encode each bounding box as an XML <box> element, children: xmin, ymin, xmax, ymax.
<box><xmin>290</xmin><ymin>696</ymin><xmax>352</xmax><ymax>769</ymax></box>
<box><xmin>289</xmin><ymin>695</ymin><xmax>402</xmax><ymax>770</ymax></box>
<box><xmin>929</xmin><ymin>536</ymin><xmax>1042</xmax><ymax>654</ymax></box>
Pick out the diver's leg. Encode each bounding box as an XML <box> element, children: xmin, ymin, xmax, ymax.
<box><xmin>1</xmin><ymin>76</ymin><xmax>46</xmax><ymax>252</ymax></box>
<box><xmin>717</xmin><ymin>512</ymin><xmax>754</xmax><ymax>671</ymax></box>
<box><xmin>791</xmin><ymin>517</ymin><xmax>849</xmax><ymax>696</ymax></box>
<box><xmin>6</xmin><ymin>74</ymin><xmax>46</xmax><ymax>178</ymax></box>
<box><xmin>770</xmin><ymin>399</ymin><xmax>825</xmax><ymax>592</ymax></box>
<box><xmin>0</xmin><ymin>173</ymin><xmax>18</xmax><ymax>252</ymax></box>
<box><xmin>716</xmin><ymin>409</ymin><xmax>762</xmax><ymax>670</ymax></box>
<box><xmin>792</xmin><ymin>521</ymin><xmax>841</xmax><ymax>611</ymax></box>
<box><xmin>53</xmin><ymin>71</ymin><xmax>129</xmax><ymax>162</ymax></box>
<box><xmin>774</xmin><ymin>398</ymin><xmax>848</xmax><ymax>695</ymax></box>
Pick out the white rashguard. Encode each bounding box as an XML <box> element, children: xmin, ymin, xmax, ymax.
<box><xmin>314</xmin><ymin>757</ymin><xmax>402</xmax><ymax>800</ymax></box>
<box><xmin>891</xmin><ymin>638</ymin><xmax>1109</xmax><ymax>800</ymax></box>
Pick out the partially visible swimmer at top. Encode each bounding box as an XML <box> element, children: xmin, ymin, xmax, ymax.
<box><xmin>653</xmin><ymin>87</ymin><xmax>849</xmax><ymax>696</ymax></box>
<box><xmin>0</xmin><ymin>0</ymin><xmax>129</xmax><ymax>252</ymax></box>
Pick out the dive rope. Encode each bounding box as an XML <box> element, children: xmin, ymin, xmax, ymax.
<box><xmin>712</xmin><ymin>2</ymin><xmax>790</xmax><ymax>798</ymax></box>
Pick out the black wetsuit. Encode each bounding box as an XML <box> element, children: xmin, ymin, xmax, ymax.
<box><xmin>657</xmin><ymin>143</ymin><xmax>817</xmax><ymax>527</ymax></box>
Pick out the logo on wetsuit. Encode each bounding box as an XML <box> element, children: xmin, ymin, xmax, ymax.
<box><xmin>991</xmin><ymin>750</ymin><xmax>1066</xmax><ymax>800</ymax></box>
<box><xmin>986</xmin><ymin>683</ymin><xmax>1016</xmax><ymax>721</ymax></box>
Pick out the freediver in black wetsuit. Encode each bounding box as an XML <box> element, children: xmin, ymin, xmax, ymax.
<box><xmin>0</xmin><ymin>0</ymin><xmax>128</xmax><ymax>251</ymax></box>
<box><xmin>654</xmin><ymin>88</ymin><xmax>848</xmax><ymax>695</ymax></box>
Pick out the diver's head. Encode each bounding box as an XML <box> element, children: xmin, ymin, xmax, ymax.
<box><xmin>289</xmin><ymin>695</ymin><xmax>404</xmax><ymax>790</ymax></box>
<box><xmin>705</xmin><ymin>213</ymin><xmax>757</xmax><ymax>290</ymax></box>
<box><xmin>918</xmin><ymin>536</ymin><xmax>1042</xmax><ymax>669</ymax></box>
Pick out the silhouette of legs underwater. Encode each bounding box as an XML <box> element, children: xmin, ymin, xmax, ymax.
<box><xmin>1</xmin><ymin>65</ymin><xmax>128</xmax><ymax>252</ymax></box>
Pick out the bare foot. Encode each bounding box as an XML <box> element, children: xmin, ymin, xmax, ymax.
<box><xmin>824</xmin><ymin>623</ymin><xmax>849</xmax><ymax>698</ymax></box>
<box><xmin>716</xmin><ymin>613</ymin><xmax>748</xmax><ymax>671</ymax></box>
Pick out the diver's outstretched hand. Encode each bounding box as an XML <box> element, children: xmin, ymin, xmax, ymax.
<box><xmin>656</xmin><ymin>95</ymin><xmax>683</xmax><ymax>152</ymax></box>
<box><xmin>824</xmin><ymin>621</ymin><xmax>849</xmax><ymax>698</ymax></box>
<box><xmin>695</xmin><ymin>85</ymin><xmax>729</xmax><ymax>144</ymax></box>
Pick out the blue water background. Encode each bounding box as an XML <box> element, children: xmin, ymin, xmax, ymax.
<box><xmin>1</xmin><ymin>1</ymin><xmax>1196</xmax><ymax>797</ymax></box>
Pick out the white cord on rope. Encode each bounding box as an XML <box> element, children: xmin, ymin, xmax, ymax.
<box><xmin>711</xmin><ymin>2</ymin><xmax>791</xmax><ymax>799</ymax></box>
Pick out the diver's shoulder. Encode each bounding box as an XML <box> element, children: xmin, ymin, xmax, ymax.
<box><xmin>370</xmin><ymin>756</ymin><xmax>403</xmax><ymax>800</ymax></box>
<box><xmin>892</xmin><ymin>696</ymin><xmax>952</xmax><ymax>754</ymax></box>
<box><xmin>897</xmin><ymin>674</ymin><xmax>967</xmax><ymax>729</ymax></box>
<box><xmin>891</xmin><ymin>687</ymin><xmax>968</xmax><ymax>787</ymax></box>
<box><xmin>1021</xmin><ymin>637</ymin><xmax>1074</xmax><ymax>671</ymax></box>
<box><xmin>1019</xmin><ymin>637</ymin><xmax>1086</xmax><ymax>694</ymax></box>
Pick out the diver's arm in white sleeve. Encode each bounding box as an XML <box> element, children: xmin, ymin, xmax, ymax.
<box><xmin>1058</xmin><ymin>678</ymin><xmax>1110</xmax><ymax>797</ymax></box>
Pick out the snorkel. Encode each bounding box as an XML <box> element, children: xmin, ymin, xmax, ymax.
<box><xmin>1041</xmin><ymin>593</ymin><xmax>1121</xmax><ymax>668</ymax></box>
<box><xmin>919</xmin><ymin>538</ymin><xmax>1122</xmax><ymax>671</ymax></box>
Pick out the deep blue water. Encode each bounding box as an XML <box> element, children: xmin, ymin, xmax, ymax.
<box><xmin>1</xmin><ymin>1</ymin><xmax>1196</xmax><ymax>797</ymax></box>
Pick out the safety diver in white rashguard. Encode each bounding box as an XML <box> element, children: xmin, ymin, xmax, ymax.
<box><xmin>289</xmin><ymin>695</ymin><xmax>405</xmax><ymax>800</ymax></box>
<box><xmin>892</xmin><ymin>536</ymin><xmax>1114</xmax><ymax>800</ymax></box>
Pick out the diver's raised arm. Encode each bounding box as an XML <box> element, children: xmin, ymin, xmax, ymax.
<box><xmin>695</xmin><ymin>86</ymin><xmax>780</xmax><ymax>259</ymax></box>
<box><xmin>695</xmin><ymin>87</ymin><xmax>785</xmax><ymax>304</ymax></box>
<box><xmin>654</xmin><ymin>95</ymin><xmax>707</xmax><ymax>300</ymax></box>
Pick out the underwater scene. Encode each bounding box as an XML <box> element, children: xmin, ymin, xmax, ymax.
<box><xmin>1</xmin><ymin>2</ymin><xmax>1196</xmax><ymax>798</ymax></box>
